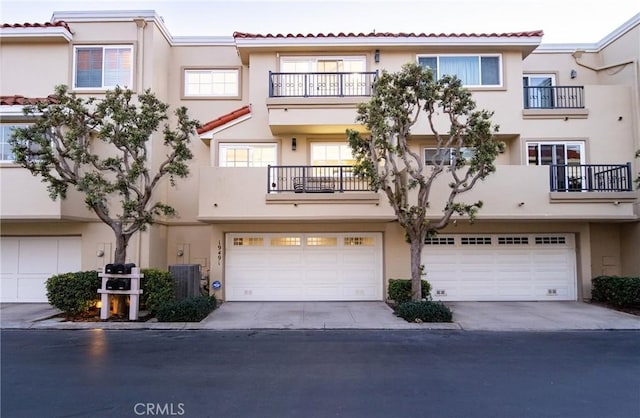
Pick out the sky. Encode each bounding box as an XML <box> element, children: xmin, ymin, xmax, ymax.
<box><xmin>0</xmin><ymin>0</ymin><xmax>639</xmax><ymax>44</ymax></box>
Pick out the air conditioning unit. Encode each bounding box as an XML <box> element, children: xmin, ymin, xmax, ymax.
<box><xmin>169</xmin><ymin>264</ymin><xmax>201</xmax><ymax>301</ymax></box>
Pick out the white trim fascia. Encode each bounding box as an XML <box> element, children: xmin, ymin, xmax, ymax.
<box><xmin>0</xmin><ymin>26</ymin><xmax>72</xmax><ymax>42</ymax></box>
<box><xmin>234</xmin><ymin>36</ymin><xmax>542</xmax><ymax>48</ymax></box>
<box><xmin>51</xmin><ymin>10</ymin><xmax>173</xmax><ymax>44</ymax></box>
<box><xmin>533</xmin><ymin>43</ymin><xmax>599</xmax><ymax>54</ymax></box>
<box><xmin>198</xmin><ymin>114</ymin><xmax>252</xmax><ymax>140</ymax></box>
<box><xmin>597</xmin><ymin>12</ymin><xmax>640</xmax><ymax>50</ymax></box>
<box><xmin>536</xmin><ymin>13</ymin><xmax>640</xmax><ymax>53</ymax></box>
<box><xmin>0</xmin><ymin>106</ymin><xmax>43</xmax><ymax>120</ymax></box>
<box><xmin>172</xmin><ymin>36</ymin><xmax>235</xmax><ymax>46</ymax></box>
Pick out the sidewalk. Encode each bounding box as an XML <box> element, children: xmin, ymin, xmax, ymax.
<box><xmin>2</xmin><ymin>301</ymin><xmax>640</xmax><ymax>331</ymax></box>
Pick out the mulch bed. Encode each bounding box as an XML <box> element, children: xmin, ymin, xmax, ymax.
<box><xmin>54</xmin><ymin>308</ymin><xmax>154</xmax><ymax>322</ymax></box>
<box><xmin>587</xmin><ymin>301</ymin><xmax>640</xmax><ymax>317</ymax></box>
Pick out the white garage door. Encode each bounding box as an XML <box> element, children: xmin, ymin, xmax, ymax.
<box><xmin>0</xmin><ymin>236</ymin><xmax>81</xmax><ymax>302</ymax></box>
<box><xmin>423</xmin><ymin>234</ymin><xmax>577</xmax><ymax>301</ymax></box>
<box><xmin>225</xmin><ymin>233</ymin><xmax>383</xmax><ymax>301</ymax></box>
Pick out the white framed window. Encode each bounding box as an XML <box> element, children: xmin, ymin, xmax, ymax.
<box><xmin>527</xmin><ymin>141</ymin><xmax>585</xmax><ymax>192</ymax></box>
<box><xmin>310</xmin><ymin>143</ymin><xmax>355</xmax><ymax>166</ymax></box>
<box><xmin>184</xmin><ymin>68</ymin><xmax>240</xmax><ymax>98</ymax></box>
<box><xmin>1</xmin><ymin>124</ymin><xmax>30</xmax><ymax>162</ymax></box>
<box><xmin>526</xmin><ymin>141</ymin><xmax>584</xmax><ymax>166</ymax></box>
<box><xmin>279</xmin><ymin>56</ymin><xmax>368</xmax><ymax>96</ymax></box>
<box><xmin>218</xmin><ymin>143</ymin><xmax>277</xmax><ymax>167</ymax></box>
<box><xmin>523</xmin><ymin>74</ymin><xmax>556</xmax><ymax>108</ymax></box>
<box><xmin>73</xmin><ymin>45</ymin><xmax>133</xmax><ymax>89</ymax></box>
<box><xmin>424</xmin><ymin>147</ymin><xmax>474</xmax><ymax>166</ymax></box>
<box><xmin>417</xmin><ymin>54</ymin><xmax>501</xmax><ymax>87</ymax></box>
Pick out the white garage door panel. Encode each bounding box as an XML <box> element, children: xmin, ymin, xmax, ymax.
<box><xmin>226</xmin><ymin>233</ymin><xmax>382</xmax><ymax>301</ymax></box>
<box><xmin>0</xmin><ymin>237</ymin><xmax>81</xmax><ymax>303</ymax></box>
<box><xmin>424</xmin><ymin>234</ymin><xmax>576</xmax><ymax>301</ymax></box>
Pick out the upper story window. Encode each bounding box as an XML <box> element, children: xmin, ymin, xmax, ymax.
<box><xmin>73</xmin><ymin>46</ymin><xmax>133</xmax><ymax>90</ymax></box>
<box><xmin>218</xmin><ymin>143</ymin><xmax>276</xmax><ymax>167</ymax></box>
<box><xmin>526</xmin><ymin>142</ymin><xmax>584</xmax><ymax>166</ymax></box>
<box><xmin>417</xmin><ymin>55</ymin><xmax>501</xmax><ymax>87</ymax></box>
<box><xmin>1</xmin><ymin>124</ymin><xmax>29</xmax><ymax>162</ymax></box>
<box><xmin>184</xmin><ymin>68</ymin><xmax>240</xmax><ymax>98</ymax></box>
<box><xmin>424</xmin><ymin>147</ymin><xmax>474</xmax><ymax>166</ymax></box>
<box><xmin>280</xmin><ymin>56</ymin><xmax>366</xmax><ymax>73</ymax></box>
<box><xmin>310</xmin><ymin>143</ymin><xmax>355</xmax><ymax>166</ymax></box>
<box><xmin>275</xmin><ymin>56</ymin><xmax>370</xmax><ymax>97</ymax></box>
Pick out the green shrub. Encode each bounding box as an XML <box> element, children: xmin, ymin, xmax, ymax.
<box><xmin>46</xmin><ymin>271</ymin><xmax>100</xmax><ymax>316</ymax></box>
<box><xmin>156</xmin><ymin>295</ymin><xmax>216</xmax><ymax>322</ymax></box>
<box><xmin>395</xmin><ymin>300</ymin><xmax>453</xmax><ymax>323</ymax></box>
<box><xmin>140</xmin><ymin>269</ymin><xmax>176</xmax><ymax>315</ymax></box>
<box><xmin>388</xmin><ymin>278</ymin><xmax>431</xmax><ymax>304</ymax></box>
<box><xmin>592</xmin><ymin>276</ymin><xmax>640</xmax><ymax>307</ymax></box>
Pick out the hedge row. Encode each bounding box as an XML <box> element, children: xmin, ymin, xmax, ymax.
<box><xmin>156</xmin><ymin>296</ymin><xmax>217</xmax><ymax>322</ymax></box>
<box><xmin>591</xmin><ymin>276</ymin><xmax>640</xmax><ymax>307</ymax></box>
<box><xmin>388</xmin><ymin>278</ymin><xmax>431</xmax><ymax>304</ymax></box>
<box><xmin>46</xmin><ymin>268</ymin><xmax>179</xmax><ymax>318</ymax></box>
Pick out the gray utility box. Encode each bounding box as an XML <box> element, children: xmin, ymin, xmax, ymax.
<box><xmin>169</xmin><ymin>264</ymin><xmax>201</xmax><ymax>301</ymax></box>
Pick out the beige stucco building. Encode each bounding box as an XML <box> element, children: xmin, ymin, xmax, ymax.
<box><xmin>1</xmin><ymin>10</ymin><xmax>638</xmax><ymax>303</ymax></box>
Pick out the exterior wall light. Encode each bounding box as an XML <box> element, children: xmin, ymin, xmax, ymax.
<box><xmin>291</xmin><ymin>137</ymin><xmax>297</xmax><ymax>151</ymax></box>
<box><xmin>374</xmin><ymin>49</ymin><xmax>380</xmax><ymax>63</ymax></box>
<box><xmin>570</xmin><ymin>69</ymin><xmax>577</xmax><ymax>79</ymax></box>
<box><xmin>177</xmin><ymin>249</ymin><xmax>184</xmax><ymax>257</ymax></box>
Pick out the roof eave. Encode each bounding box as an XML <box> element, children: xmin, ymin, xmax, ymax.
<box><xmin>0</xmin><ymin>26</ymin><xmax>73</xmax><ymax>43</ymax></box>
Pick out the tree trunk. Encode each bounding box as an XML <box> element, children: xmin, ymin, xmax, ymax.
<box><xmin>112</xmin><ymin>232</ymin><xmax>132</xmax><ymax>317</ymax></box>
<box><xmin>113</xmin><ymin>233</ymin><xmax>130</xmax><ymax>264</ymax></box>
<box><xmin>410</xmin><ymin>237</ymin><xmax>423</xmax><ymax>302</ymax></box>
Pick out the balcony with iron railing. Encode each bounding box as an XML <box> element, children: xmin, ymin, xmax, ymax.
<box><xmin>549</xmin><ymin>163</ymin><xmax>633</xmax><ymax>192</ymax></box>
<box><xmin>267</xmin><ymin>165</ymin><xmax>370</xmax><ymax>193</ymax></box>
<box><xmin>269</xmin><ymin>71</ymin><xmax>378</xmax><ymax>98</ymax></box>
<box><xmin>196</xmin><ymin>165</ymin><xmax>637</xmax><ymax>222</ymax></box>
<box><xmin>523</xmin><ymin>86</ymin><xmax>585</xmax><ymax>109</ymax></box>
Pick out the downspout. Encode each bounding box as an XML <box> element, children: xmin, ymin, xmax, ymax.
<box><xmin>134</xmin><ymin>18</ymin><xmax>147</xmax><ymax>93</ymax></box>
<box><xmin>571</xmin><ymin>50</ymin><xmax>635</xmax><ymax>73</ymax></box>
<box><xmin>134</xmin><ymin>18</ymin><xmax>147</xmax><ymax>265</ymax></box>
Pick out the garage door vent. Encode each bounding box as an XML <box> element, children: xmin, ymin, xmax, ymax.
<box><xmin>461</xmin><ymin>237</ymin><xmax>492</xmax><ymax>245</ymax></box>
<box><xmin>425</xmin><ymin>237</ymin><xmax>455</xmax><ymax>245</ymax></box>
<box><xmin>535</xmin><ymin>236</ymin><xmax>566</xmax><ymax>245</ymax></box>
<box><xmin>498</xmin><ymin>236</ymin><xmax>529</xmax><ymax>245</ymax></box>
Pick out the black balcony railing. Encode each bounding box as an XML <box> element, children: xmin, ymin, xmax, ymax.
<box><xmin>523</xmin><ymin>86</ymin><xmax>585</xmax><ymax>109</ymax></box>
<box><xmin>269</xmin><ymin>71</ymin><xmax>378</xmax><ymax>98</ymax></box>
<box><xmin>549</xmin><ymin>163</ymin><xmax>632</xmax><ymax>192</ymax></box>
<box><xmin>268</xmin><ymin>165</ymin><xmax>371</xmax><ymax>193</ymax></box>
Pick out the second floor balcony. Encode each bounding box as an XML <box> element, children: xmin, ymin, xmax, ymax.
<box><xmin>268</xmin><ymin>165</ymin><xmax>370</xmax><ymax>193</ymax></box>
<box><xmin>269</xmin><ymin>71</ymin><xmax>378</xmax><ymax>98</ymax></box>
<box><xmin>523</xmin><ymin>85</ymin><xmax>585</xmax><ymax>109</ymax></box>
<box><xmin>549</xmin><ymin>163</ymin><xmax>633</xmax><ymax>192</ymax></box>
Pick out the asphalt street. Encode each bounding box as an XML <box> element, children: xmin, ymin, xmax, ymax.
<box><xmin>2</xmin><ymin>330</ymin><xmax>639</xmax><ymax>418</ymax></box>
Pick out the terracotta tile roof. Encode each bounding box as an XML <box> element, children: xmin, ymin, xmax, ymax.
<box><xmin>197</xmin><ymin>105</ymin><xmax>251</xmax><ymax>135</ymax></box>
<box><xmin>233</xmin><ymin>30</ymin><xmax>544</xmax><ymax>39</ymax></box>
<box><xmin>1</xmin><ymin>21</ymin><xmax>71</xmax><ymax>32</ymax></box>
<box><xmin>0</xmin><ymin>95</ymin><xmax>59</xmax><ymax>106</ymax></box>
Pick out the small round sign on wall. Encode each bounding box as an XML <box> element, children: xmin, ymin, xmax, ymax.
<box><xmin>212</xmin><ymin>280</ymin><xmax>222</xmax><ymax>290</ymax></box>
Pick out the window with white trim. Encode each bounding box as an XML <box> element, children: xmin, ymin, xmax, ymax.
<box><xmin>424</xmin><ymin>147</ymin><xmax>474</xmax><ymax>166</ymax></box>
<box><xmin>1</xmin><ymin>124</ymin><xmax>30</xmax><ymax>162</ymax></box>
<box><xmin>417</xmin><ymin>54</ymin><xmax>501</xmax><ymax>86</ymax></box>
<box><xmin>73</xmin><ymin>45</ymin><xmax>133</xmax><ymax>89</ymax></box>
<box><xmin>310</xmin><ymin>143</ymin><xmax>355</xmax><ymax>166</ymax></box>
<box><xmin>523</xmin><ymin>74</ymin><xmax>556</xmax><ymax>108</ymax></box>
<box><xmin>526</xmin><ymin>142</ymin><xmax>584</xmax><ymax>166</ymax></box>
<box><xmin>279</xmin><ymin>56</ymin><xmax>367</xmax><ymax>96</ymax></box>
<box><xmin>218</xmin><ymin>143</ymin><xmax>276</xmax><ymax>167</ymax></box>
<box><xmin>184</xmin><ymin>68</ymin><xmax>240</xmax><ymax>98</ymax></box>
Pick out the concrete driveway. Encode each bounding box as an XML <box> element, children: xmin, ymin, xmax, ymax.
<box><xmin>2</xmin><ymin>301</ymin><xmax>639</xmax><ymax>330</ymax></box>
<box><xmin>448</xmin><ymin>301</ymin><xmax>640</xmax><ymax>331</ymax></box>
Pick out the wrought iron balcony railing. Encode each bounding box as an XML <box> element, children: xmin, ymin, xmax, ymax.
<box><xmin>523</xmin><ymin>86</ymin><xmax>585</xmax><ymax>109</ymax></box>
<box><xmin>269</xmin><ymin>71</ymin><xmax>378</xmax><ymax>98</ymax></box>
<box><xmin>268</xmin><ymin>165</ymin><xmax>371</xmax><ymax>193</ymax></box>
<box><xmin>549</xmin><ymin>163</ymin><xmax>632</xmax><ymax>192</ymax></box>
